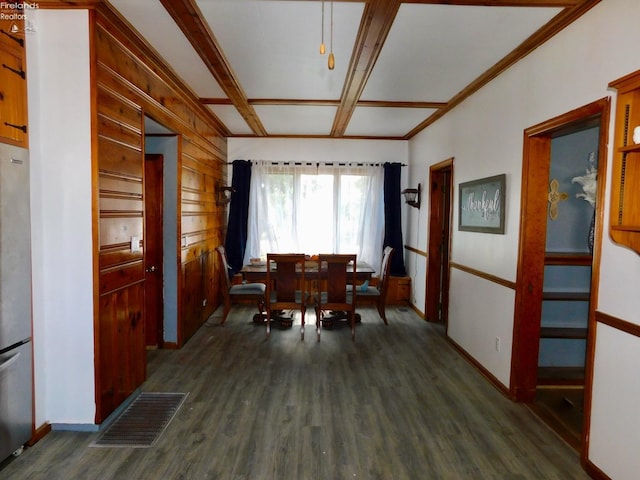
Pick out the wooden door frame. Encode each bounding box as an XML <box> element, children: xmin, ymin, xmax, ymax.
<box><xmin>511</xmin><ymin>98</ymin><xmax>610</xmax><ymax>407</ymax></box>
<box><xmin>425</xmin><ymin>158</ymin><xmax>454</xmax><ymax>324</ymax></box>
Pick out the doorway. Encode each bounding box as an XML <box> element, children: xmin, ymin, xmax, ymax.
<box><xmin>425</xmin><ymin>158</ymin><xmax>453</xmax><ymax>325</ymax></box>
<box><xmin>512</xmin><ymin>98</ymin><xmax>610</xmax><ymax>453</ymax></box>
<box><xmin>144</xmin><ymin>116</ymin><xmax>179</xmax><ymax>348</ymax></box>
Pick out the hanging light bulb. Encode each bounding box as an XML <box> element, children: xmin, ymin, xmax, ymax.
<box><xmin>320</xmin><ymin>1</ymin><xmax>326</xmax><ymax>55</ymax></box>
<box><xmin>328</xmin><ymin>0</ymin><xmax>335</xmax><ymax>70</ymax></box>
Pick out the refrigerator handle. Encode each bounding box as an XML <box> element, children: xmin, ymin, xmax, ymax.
<box><xmin>0</xmin><ymin>351</ymin><xmax>21</xmax><ymax>372</ymax></box>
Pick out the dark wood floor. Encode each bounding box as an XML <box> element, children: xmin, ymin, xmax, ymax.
<box><xmin>529</xmin><ymin>386</ymin><xmax>585</xmax><ymax>451</ymax></box>
<box><xmin>1</xmin><ymin>306</ymin><xmax>590</xmax><ymax>479</ymax></box>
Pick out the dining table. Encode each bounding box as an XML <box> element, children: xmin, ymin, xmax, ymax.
<box><xmin>240</xmin><ymin>259</ymin><xmax>375</xmax><ymax>282</ymax></box>
<box><xmin>239</xmin><ymin>259</ymin><xmax>375</xmax><ymax>328</ymax></box>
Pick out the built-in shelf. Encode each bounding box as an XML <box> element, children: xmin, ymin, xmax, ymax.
<box><xmin>544</xmin><ymin>253</ymin><xmax>592</xmax><ymax>266</ymax></box>
<box><xmin>617</xmin><ymin>143</ymin><xmax>640</xmax><ymax>153</ymax></box>
<box><xmin>539</xmin><ymin>327</ymin><xmax>588</xmax><ymax>339</ymax></box>
<box><xmin>538</xmin><ymin>366</ymin><xmax>585</xmax><ymax>386</ymax></box>
<box><xmin>611</xmin><ymin>225</ymin><xmax>640</xmax><ymax>232</ymax></box>
<box><xmin>542</xmin><ymin>291</ymin><xmax>590</xmax><ymax>301</ymax></box>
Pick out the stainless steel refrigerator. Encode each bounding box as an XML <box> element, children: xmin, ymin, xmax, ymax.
<box><xmin>0</xmin><ymin>143</ymin><xmax>33</xmax><ymax>461</ymax></box>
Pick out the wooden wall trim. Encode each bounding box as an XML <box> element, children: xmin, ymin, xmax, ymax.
<box><xmin>450</xmin><ymin>262</ymin><xmax>516</xmax><ymax>290</ymax></box>
<box><xmin>28</xmin><ymin>423</ymin><xmax>52</xmax><ymax>447</ymax></box>
<box><xmin>584</xmin><ymin>459</ymin><xmax>612</xmax><ymax>480</ymax></box>
<box><xmin>89</xmin><ymin>6</ymin><xmax>103</xmax><ymax>427</ymax></box>
<box><xmin>404</xmin><ymin>244</ymin><xmax>427</xmax><ymax>258</ymax></box>
<box><xmin>595</xmin><ymin>310</ymin><xmax>640</xmax><ymax>337</ymax></box>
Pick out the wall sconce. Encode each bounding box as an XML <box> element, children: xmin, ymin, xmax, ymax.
<box><xmin>402</xmin><ymin>184</ymin><xmax>421</xmax><ymax>209</ymax></box>
<box><xmin>215</xmin><ymin>184</ymin><xmax>235</xmax><ymax>206</ymax></box>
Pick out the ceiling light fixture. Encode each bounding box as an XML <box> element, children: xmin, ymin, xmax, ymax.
<box><xmin>319</xmin><ymin>1</ymin><xmax>326</xmax><ymax>55</ymax></box>
<box><xmin>328</xmin><ymin>1</ymin><xmax>335</xmax><ymax>70</ymax></box>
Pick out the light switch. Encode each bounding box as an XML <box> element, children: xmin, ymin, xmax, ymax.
<box><xmin>130</xmin><ymin>236</ymin><xmax>141</xmax><ymax>252</ymax></box>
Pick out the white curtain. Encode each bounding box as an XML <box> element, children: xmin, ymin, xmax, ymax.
<box><xmin>244</xmin><ymin>161</ymin><xmax>385</xmax><ymax>273</ymax></box>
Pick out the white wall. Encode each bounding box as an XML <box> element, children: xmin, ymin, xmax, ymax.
<box><xmin>407</xmin><ymin>0</ymin><xmax>640</xmax><ymax>477</ymax></box>
<box><xmin>27</xmin><ymin>10</ymin><xmax>95</xmax><ymax>428</ymax></box>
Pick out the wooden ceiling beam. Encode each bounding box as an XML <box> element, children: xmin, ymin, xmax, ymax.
<box><xmin>200</xmin><ymin>98</ymin><xmax>446</xmax><ymax>109</ymax></box>
<box><xmin>330</xmin><ymin>0</ymin><xmax>402</xmax><ymax>137</ymax></box>
<box><xmin>159</xmin><ymin>0</ymin><xmax>268</xmax><ymax>137</ymax></box>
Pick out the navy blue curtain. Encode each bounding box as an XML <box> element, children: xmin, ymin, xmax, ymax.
<box><xmin>224</xmin><ymin>160</ymin><xmax>252</xmax><ymax>276</ymax></box>
<box><xmin>383</xmin><ymin>162</ymin><xmax>406</xmax><ymax>276</ymax></box>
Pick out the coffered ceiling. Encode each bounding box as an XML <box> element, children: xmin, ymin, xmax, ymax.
<box><xmin>105</xmin><ymin>0</ymin><xmax>598</xmax><ymax>140</ymax></box>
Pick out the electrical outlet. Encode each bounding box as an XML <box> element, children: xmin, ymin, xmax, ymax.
<box><xmin>495</xmin><ymin>337</ymin><xmax>501</xmax><ymax>352</ymax></box>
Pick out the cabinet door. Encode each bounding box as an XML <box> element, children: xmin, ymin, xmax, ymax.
<box><xmin>98</xmin><ymin>284</ymin><xmax>146</xmax><ymax>422</ymax></box>
<box><xmin>0</xmin><ymin>46</ymin><xmax>28</xmax><ymax>146</ymax></box>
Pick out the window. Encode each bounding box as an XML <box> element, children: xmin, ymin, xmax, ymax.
<box><xmin>245</xmin><ymin>162</ymin><xmax>384</xmax><ymax>271</ymax></box>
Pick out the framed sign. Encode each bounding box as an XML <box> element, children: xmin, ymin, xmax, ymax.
<box><xmin>458</xmin><ymin>174</ymin><xmax>506</xmax><ymax>234</ymax></box>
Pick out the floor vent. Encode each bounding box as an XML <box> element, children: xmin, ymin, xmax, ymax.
<box><xmin>90</xmin><ymin>392</ymin><xmax>188</xmax><ymax>448</ymax></box>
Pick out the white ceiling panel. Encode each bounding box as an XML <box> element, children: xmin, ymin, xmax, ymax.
<box><xmin>196</xmin><ymin>0</ymin><xmax>364</xmax><ymax>100</ymax></box>
<box><xmin>254</xmin><ymin>105</ymin><xmax>338</xmax><ymax>135</ymax></box>
<box><xmin>362</xmin><ymin>4</ymin><xmax>562</xmax><ymax>102</ymax></box>
<box><xmin>346</xmin><ymin>106</ymin><xmax>438</xmax><ymax>138</ymax></box>
<box><xmin>109</xmin><ymin>0</ymin><xmax>227</xmax><ymax>98</ymax></box>
<box><xmin>206</xmin><ymin>105</ymin><xmax>253</xmax><ymax>135</ymax></box>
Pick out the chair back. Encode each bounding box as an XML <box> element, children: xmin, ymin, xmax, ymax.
<box><xmin>319</xmin><ymin>254</ymin><xmax>357</xmax><ymax>307</ymax></box>
<box><xmin>377</xmin><ymin>246</ymin><xmax>394</xmax><ymax>298</ymax></box>
<box><xmin>266</xmin><ymin>253</ymin><xmax>306</xmax><ymax>304</ymax></box>
<box><xmin>215</xmin><ymin>245</ymin><xmax>232</xmax><ymax>291</ymax></box>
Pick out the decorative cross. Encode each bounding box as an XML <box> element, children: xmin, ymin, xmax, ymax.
<box><xmin>548</xmin><ymin>178</ymin><xmax>568</xmax><ymax>220</ymax></box>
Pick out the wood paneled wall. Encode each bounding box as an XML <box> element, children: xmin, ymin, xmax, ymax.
<box><xmin>93</xmin><ymin>6</ymin><xmax>228</xmax><ymax>422</ymax></box>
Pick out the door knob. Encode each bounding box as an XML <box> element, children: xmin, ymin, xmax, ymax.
<box><xmin>146</xmin><ymin>265</ymin><xmax>157</xmax><ymax>273</ymax></box>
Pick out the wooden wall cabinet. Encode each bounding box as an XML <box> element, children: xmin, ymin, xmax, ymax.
<box><xmin>609</xmin><ymin>70</ymin><xmax>640</xmax><ymax>254</ymax></box>
<box><xmin>0</xmin><ymin>20</ymin><xmax>28</xmax><ymax>147</ymax></box>
<box><xmin>386</xmin><ymin>275</ymin><xmax>411</xmax><ymax>305</ymax></box>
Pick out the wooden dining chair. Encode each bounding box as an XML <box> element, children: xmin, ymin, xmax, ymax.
<box><xmin>348</xmin><ymin>246</ymin><xmax>394</xmax><ymax>325</ymax></box>
<box><xmin>315</xmin><ymin>254</ymin><xmax>358</xmax><ymax>341</ymax></box>
<box><xmin>215</xmin><ymin>245</ymin><xmax>266</xmax><ymax>325</ymax></box>
<box><xmin>265</xmin><ymin>253</ymin><xmax>307</xmax><ymax>339</ymax></box>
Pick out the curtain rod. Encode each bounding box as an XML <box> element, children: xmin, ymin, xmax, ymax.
<box><xmin>227</xmin><ymin>161</ymin><xmax>406</xmax><ymax>167</ymax></box>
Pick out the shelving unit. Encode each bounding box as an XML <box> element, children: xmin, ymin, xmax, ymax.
<box><xmin>538</xmin><ymin>257</ymin><xmax>591</xmax><ymax>385</ymax></box>
<box><xmin>538</xmin><ymin>253</ymin><xmax>591</xmax><ymax>385</ymax></box>
<box><xmin>609</xmin><ymin>70</ymin><xmax>640</xmax><ymax>254</ymax></box>
<box><xmin>537</xmin><ymin>125</ymin><xmax>599</xmax><ymax>387</ymax></box>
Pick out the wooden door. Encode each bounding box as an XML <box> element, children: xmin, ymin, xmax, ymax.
<box><xmin>426</xmin><ymin>159</ymin><xmax>453</xmax><ymax>323</ymax></box>
<box><xmin>144</xmin><ymin>154</ymin><xmax>164</xmax><ymax>347</ymax></box>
